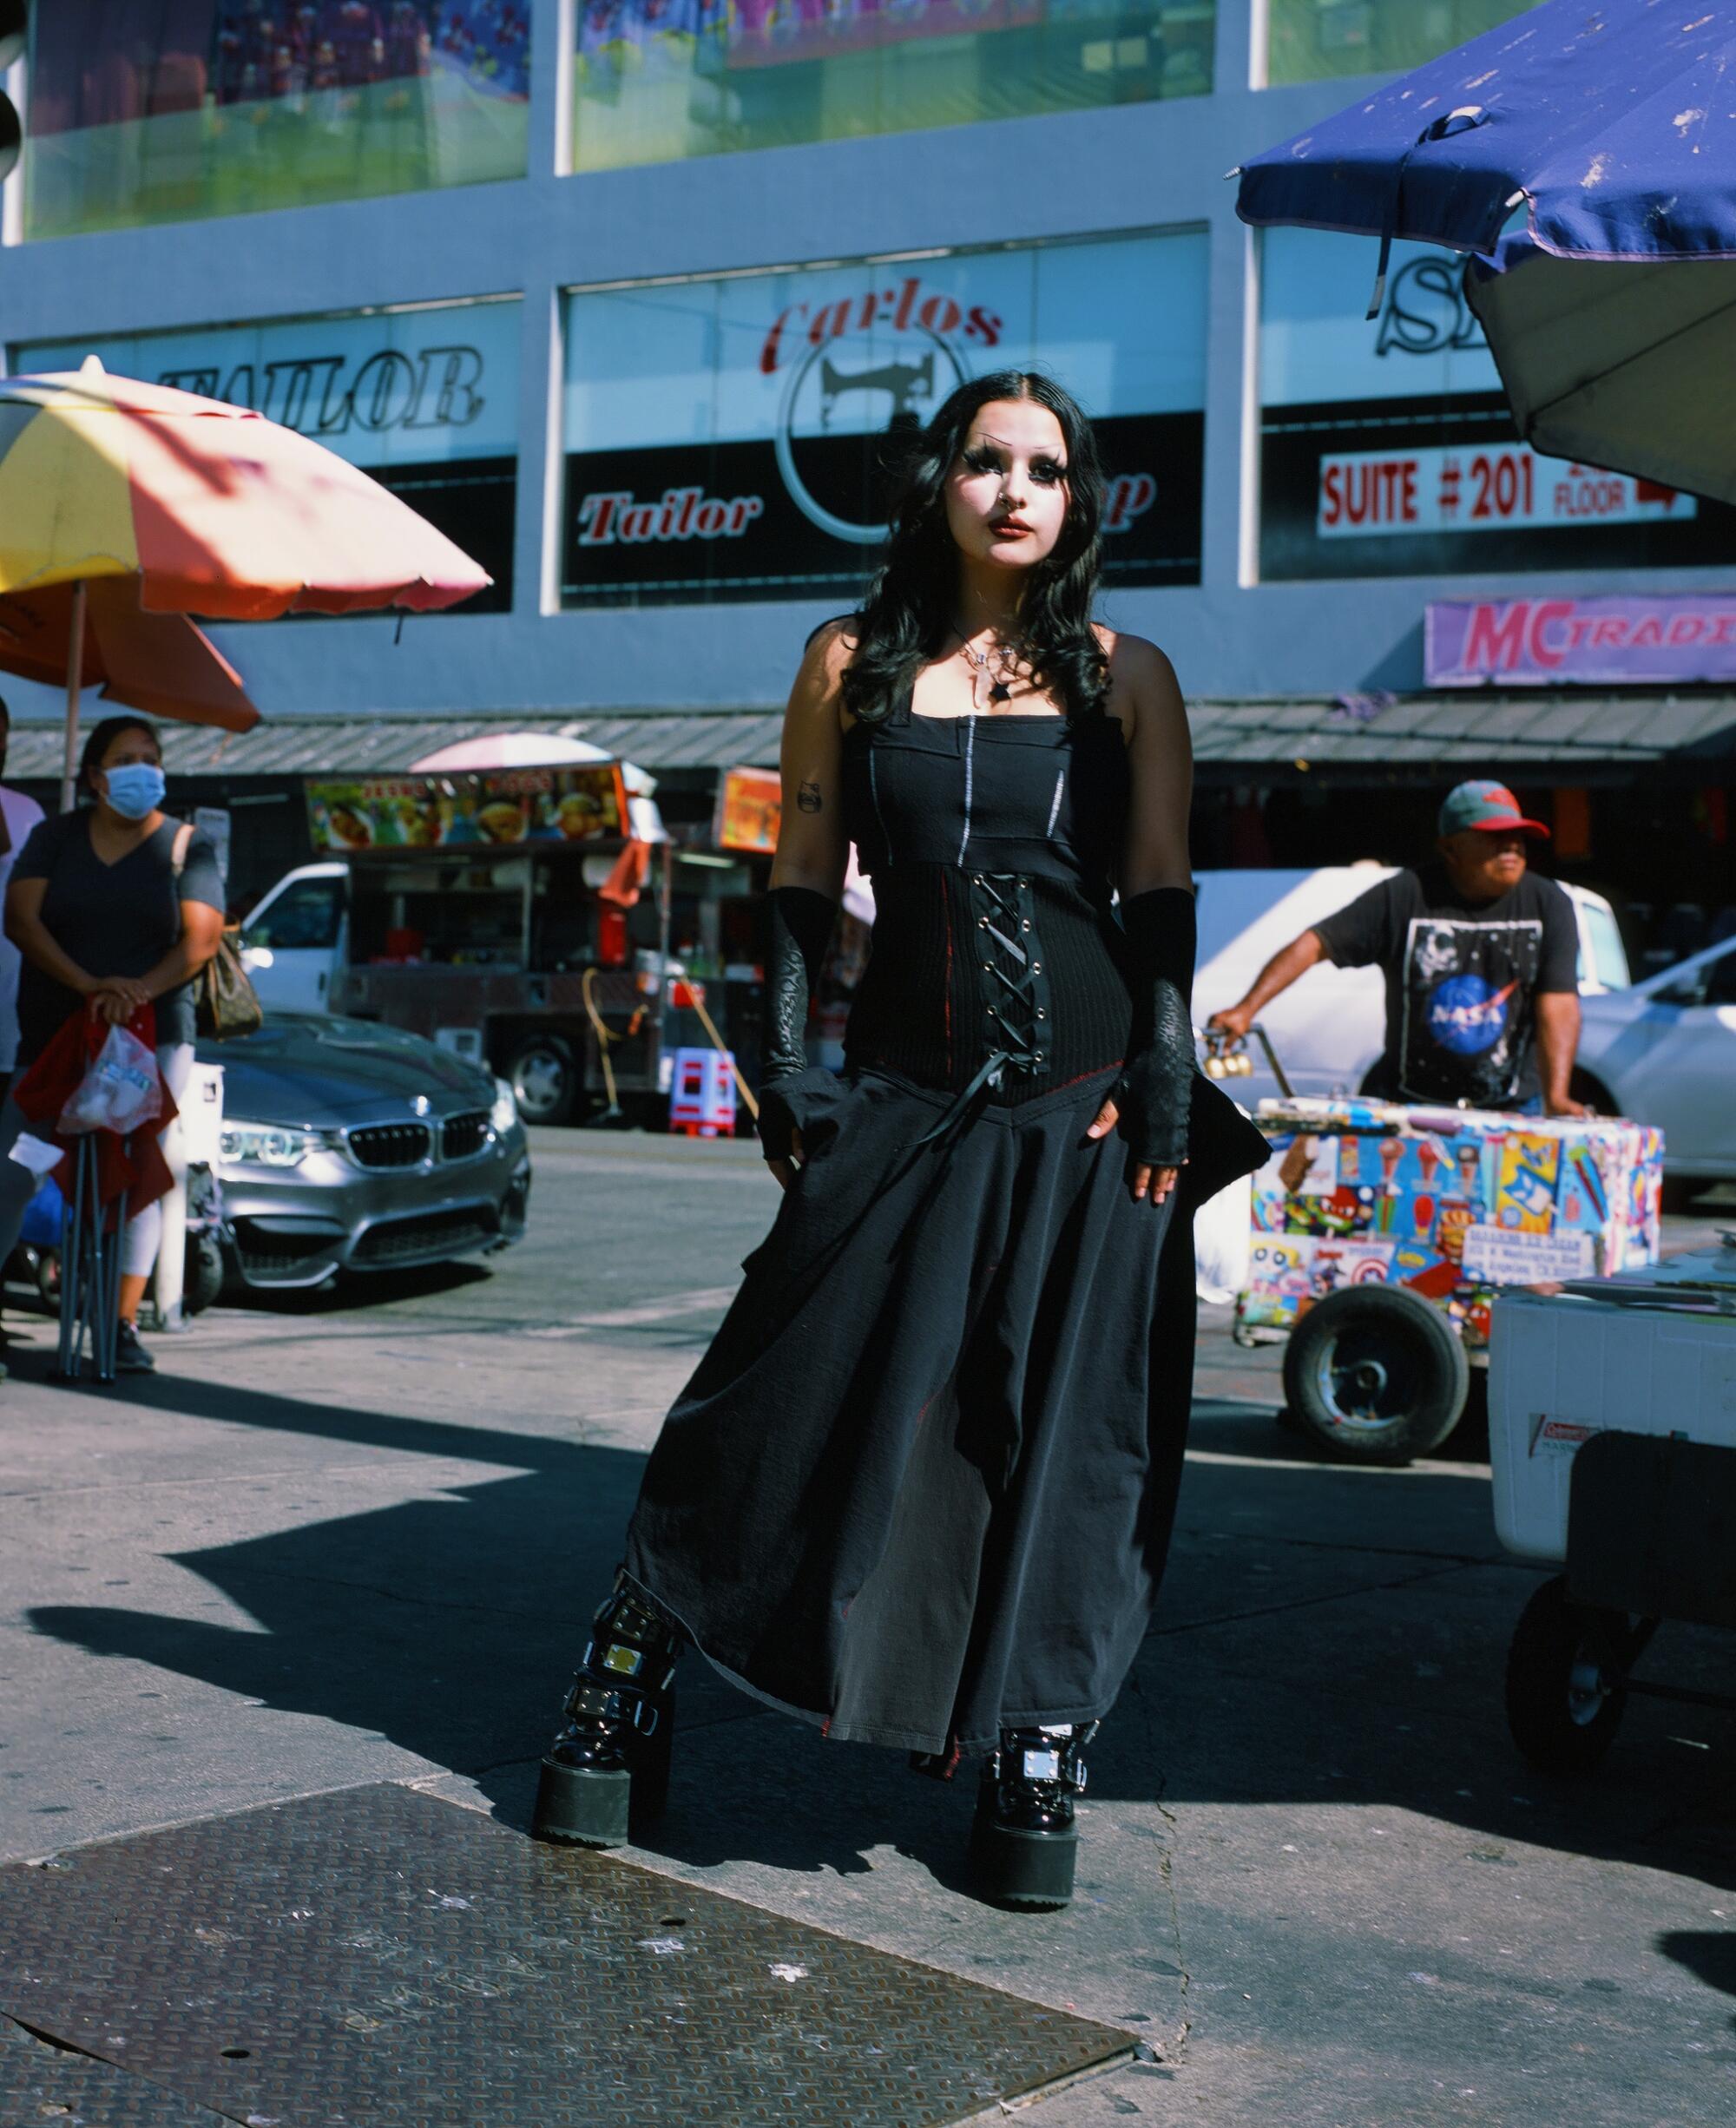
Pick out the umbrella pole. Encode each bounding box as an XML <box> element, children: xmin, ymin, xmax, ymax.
<box><xmin>60</xmin><ymin>581</ymin><xmax>88</xmax><ymax>816</ymax></box>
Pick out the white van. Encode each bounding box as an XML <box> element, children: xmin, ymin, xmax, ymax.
<box><xmin>1191</xmin><ymin>866</ymin><xmax>1630</xmax><ymax>1106</ymax></box>
<box><xmin>238</xmin><ymin>861</ymin><xmax>350</xmax><ymax>1015</ymax></box>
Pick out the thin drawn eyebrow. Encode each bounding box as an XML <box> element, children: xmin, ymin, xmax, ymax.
<box><xmin>970</xmin><ymin>431</ymin><xmax>1068</xmax><ymax>464</ymax></box>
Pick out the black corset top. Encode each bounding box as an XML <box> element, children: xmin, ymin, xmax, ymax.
<box><xmin>838</xmin><ymin>688</ymin><xmax>1136</xmax><ymax>1111</ymax></box>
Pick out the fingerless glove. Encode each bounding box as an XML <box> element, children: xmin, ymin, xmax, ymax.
<box><xmin>1115</xmin><ymin>886</ymin><xmax>1197</xmax><ymax>1176</ymax></box>
<box><xmin>757</xmin><ymin>885</ymin><xmax>838</xmax><ymax>1160</ymax></box>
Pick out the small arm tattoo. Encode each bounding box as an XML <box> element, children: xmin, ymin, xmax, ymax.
<box><xmin>797</xmin><ymin>779</ymin><xmax>823</xmax><ymax>813</ymax></box>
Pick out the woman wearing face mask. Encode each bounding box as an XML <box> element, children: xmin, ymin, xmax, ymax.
<box><xmin>0</xmin><ymin>716</ymin><xmax>224</xmax><ymax>1374</ymax></box>
<box><xmin>528</xmin><ymin>372</ymin><xmax>1266</xmax><ymax>1909</ymax></box>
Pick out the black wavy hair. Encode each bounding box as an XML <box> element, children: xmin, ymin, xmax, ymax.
<box><xmin>840</xmin><ymin>370</ymin><xmax>1110</xmax><ymax>726</ymax></box>
<box><xmin>79</xmin><ymin>714</ymin><xmax>161</xmax><ymax>803</ymax></box>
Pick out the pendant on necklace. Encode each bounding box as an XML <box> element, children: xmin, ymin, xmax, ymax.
<box><xmin>989</xmin><ymin>681</ymin><xmax>1011</xmax><ymax>705</ymax></box>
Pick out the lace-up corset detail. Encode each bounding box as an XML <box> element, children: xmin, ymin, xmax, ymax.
<box><xmin>966</xmin><ymin>871</ymin><xmax>1051</xmax><ymax>1094</ymax></box>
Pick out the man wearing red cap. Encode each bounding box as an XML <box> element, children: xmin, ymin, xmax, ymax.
<box><xmin>1208</xmin><ymin>780</ymin><xmax>1585</xmax><ymax>1114</ymax></box>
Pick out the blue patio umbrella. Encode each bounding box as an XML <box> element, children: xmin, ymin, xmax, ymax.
<box><xmin>1234</xmin><ymin>1</ymin><xmax>1736</xmax><ymax>504</ymax></box>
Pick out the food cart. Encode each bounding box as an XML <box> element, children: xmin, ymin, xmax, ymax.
<box><xmin>304</xmin><ymin>764</ymin><xmax>727</xmax><ymax>1126</ymax></box>
<box><xmin>1489</xmin><ymin>1244</ymin><xmax>1736</xmax><ymax>1774</ymax></box>
<box><xmin>1232</xmin><ymin>1072</ymin><xmax>1664</xmax><ymax>1465</ymax></box>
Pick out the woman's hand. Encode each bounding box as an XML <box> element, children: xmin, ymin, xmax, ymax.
<box><xmin>87</xmin><ymin>976</ymin><xmax>152</xmax><ymax>1024</ymax></box>
<box><xmin>1086</xmin><ymin>1095</ymin><xmax>1179</xmax><ymax>1205</ymax></box>
<box><xmin>766</xmin><ymin>1126</ymin><xmax>806</xmax><ymax>1193</ymax></box>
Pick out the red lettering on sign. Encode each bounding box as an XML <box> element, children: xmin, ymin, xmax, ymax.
<box><xmin>1667</xmin><ymin>614</ymin><xmax>1706</xmax><ymax>645</ymax></box>
<box><xmin>1590</xmin><ymin>618</ymin><xmax>1628</xmax><ymax>647</ymax></box>
<box><xmin>1103</xmin><ymin>470</ymin><xmax>1157</xmax><ymax>532</ymax></box>
<box><xmin>577</xmin><ymin>490</ymin><xmax>628</xmax><ymax>546</ymax></box>
<box><xmin>1463</xmin><ymin>601</ymin><xmax>1530</xmax><ymax>672</ymax></box>
<box><xmin>965</xmin><ymin>305</ymin><xmax>1003</xmax><ymax>347</ymax></box>
<box><xmin>1629</xmin><ymin>616</ymin><xmax>1665</xmax><ymax>647</ymax></box>
<box><xmin>1526</xmin><ymin>599</ymin><xmax>1573</xmax><ymax>669</ymax></box>
<box><xmin>917</xmin><ymin>293</ymin><xmax>962</xmax><ymax>336</ymax></box>
<box><xmin>577</xmin><ymin>487</ymin><xmax>764</xmax><ymax>547</ymax></box>
<box><xmin>760</xmin><ymin>304</ymin><xmax>806</xmax><ymax>376</ymax></box>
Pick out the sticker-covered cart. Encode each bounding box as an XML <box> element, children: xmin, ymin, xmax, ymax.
<box><xmin>1234</xmin><ymin>1092</ymin><xmax>1664</xmax><ymax>1464</ymax></box>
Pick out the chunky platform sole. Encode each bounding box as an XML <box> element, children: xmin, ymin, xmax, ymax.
<box><xmin>969</xmin><ymin>1809</ymin><xmax>1080</xmax><ymax>1909</ymax></box>
<box><xmin>531</xmin><ymin>1702</ymin><xmax>674</xmax><ymax>1849</ymax></box>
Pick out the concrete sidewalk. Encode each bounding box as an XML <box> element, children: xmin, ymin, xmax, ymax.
<box><xmin>1</xmin><ymin>1128</ymin><xmax>1732</xmax><ymax>2125</ymax></box>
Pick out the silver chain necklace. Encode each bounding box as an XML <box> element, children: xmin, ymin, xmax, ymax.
<box><xmin>956</xmin><ymin>630</ymin><xmax>1020</xmax><ymax>708</ymax></box>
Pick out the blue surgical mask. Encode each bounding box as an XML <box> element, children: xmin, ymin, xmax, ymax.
<box><xmin>103</xmin><ymin>763</ymin><xmax>166</xmax><ymax>819</ymax></box>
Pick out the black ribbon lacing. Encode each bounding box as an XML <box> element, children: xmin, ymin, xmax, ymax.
<box><xmin>916</xmin><ymin>872</ymin><xmax>1050</xmax><ymax>1149</ymax></box>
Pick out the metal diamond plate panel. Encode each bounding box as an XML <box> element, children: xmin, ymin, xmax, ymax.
<box><xmin>1</xmin><ymin>2013</ymin><xmax>233</xmax><ymax>2126</ymax></box>
<box><xmin>0</xmin><ymin>1782</ymin><xmax>1128</xmax><ymax>2128</ymax></box>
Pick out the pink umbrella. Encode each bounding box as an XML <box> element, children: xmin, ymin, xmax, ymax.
<box><xmin>0</xmin><ymin>359</ymin><xmax>492</xmax><ymax>804</ymax></box>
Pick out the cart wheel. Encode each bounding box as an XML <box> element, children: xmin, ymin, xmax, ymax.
<box><xmin>508</xmin><ymin>1034</ymin><xmax>578</xmax><ymax>1126</ymax></box>
<box><xmin>1281</xmin><ymin>1284</ymin><xmax>1469</xmax><ymax>1466</ymax></box>
<box><xmin>1505</xmin><ymin>1575</ymin><xmax>1628</xmax><ymax>1777</ymax></box>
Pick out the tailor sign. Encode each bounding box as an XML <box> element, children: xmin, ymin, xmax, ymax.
<box><xmin>560</xmin><ymin>230</ymin><xmax>1207</xmax><ymax>606</ymax></box>
<box><xmin>18</xmin><ymin>300</ymin><xmax>522</xmax><ymax>612</ymax></box>
<box><xmin>1428</xmin><ymin>594</ymin><xmax>1736</xmax><ymax>687</ymax></box>
<box><xmin>1260</xmin><ymin>230</ymin><xmax>1733</xmax><ymax>580</ymax></box>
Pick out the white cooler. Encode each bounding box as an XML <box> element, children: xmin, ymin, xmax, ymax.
<box><xmin>1489</xmin><ymin>1242</ymin><xmax>1736</xmax><ymax>1566</ymax></box>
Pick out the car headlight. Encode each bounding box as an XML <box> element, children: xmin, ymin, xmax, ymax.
<box><xmin>491</xmin><ymin>1077</ymin><xmax>518</xmax><ymax>1134</ymax></box>
<box><xmin>220</xmin><ymin>1121</ymin><xmax>325</xmax><ymax>1168</ymax></box>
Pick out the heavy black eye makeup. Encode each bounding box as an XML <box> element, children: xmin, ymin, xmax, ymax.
<box><xmin>960</xmin><ymin>443</ymin><xmax>1069</xmax><ymax>483</ymax></box>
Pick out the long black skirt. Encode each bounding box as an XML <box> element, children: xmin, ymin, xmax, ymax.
<box><xmin>622</xmin><ymin>1064</ymin><xmax>1203</xmax><ymax>1757</ymax></box>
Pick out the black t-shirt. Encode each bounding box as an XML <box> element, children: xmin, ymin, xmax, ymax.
<box><xmin>10</xmin><ymin>812</ymin><xmax>225</xmax><ymax>1063</ymax></box>
<box><xmin>1313</xmin><ymin>864</ymin><xmax>1579</xmax><ymax>1107</ymax></box>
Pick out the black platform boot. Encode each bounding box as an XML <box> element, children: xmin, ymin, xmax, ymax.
<box><xmin>531</xmin><ymin>1584</ymin><xmax>681</xmax><ymax>1849</ymax></box>
<box><xmin>969</xmin><ymin>1722</ymin><xmax>1097</xmax><ymax>1909</ymax></box>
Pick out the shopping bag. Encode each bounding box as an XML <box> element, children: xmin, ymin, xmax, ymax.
<box><xmin>57</xmin><ymin>1025</ymin><xmax>163</xmax><ymax>1137</ymax></box>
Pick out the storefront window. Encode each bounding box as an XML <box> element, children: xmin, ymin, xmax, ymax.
<box><xmin>570</xmin><ymin>1</ymin><xmax>1214</xmax><ymax>174</ymax></box>
<box><xmin>1257</xmin><ymin>228</ymin><xmax>1734</xmax><ymax>581</ymax></box>
<box><xmin>17</xmin><ymin>299</ymin><xmax>522</xmax><ymax>612</ymax></box>
<box><xmin>1266</xmin><ymin>1</ymin><xmax>1535</xmax><ymax>86</ymax></box>
<box><xmin>23</xmin><ymin>3</ymin><xmax>530</xmax><ymax>240</ymax></box>
<box><xmin>559</xmin><ymin>228</ymin><xmax>1209</xmax><ymax>608</ymax></box>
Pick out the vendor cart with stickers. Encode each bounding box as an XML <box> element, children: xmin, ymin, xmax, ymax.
<box><xmin>1234</xmin><ymin>1087</ymin><xmax>1664</xmax><ymax>1465</ymax></box>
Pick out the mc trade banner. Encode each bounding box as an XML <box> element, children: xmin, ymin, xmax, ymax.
<box><xmin>1428</xmin><ymin>594</ymin><xmax>1736</xmax><ymax>688</ymax></box>
<box><xmin>20</xmin><ymin>300</ymin><xmax>522</xmax><ymax>614</ymax></box>
<box><xmin>560</xmin><ymin>230</ymin><xmax>1208</xmax><ymax>608</ymax></box>
<box><xmin>1259</xmin><ymin>229</ymin><xmax>1734</xmax><ymax>582</ymax></box>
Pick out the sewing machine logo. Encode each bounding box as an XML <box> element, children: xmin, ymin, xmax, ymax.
<box><xmin>774</xmin><ymin>330</ymin><xmax>969</xmax><ymax>545</ymax></box>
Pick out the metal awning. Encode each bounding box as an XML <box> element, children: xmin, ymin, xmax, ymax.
<box><xmin>1189</xmin><ymin>692</ymin><xmax>1736</xmax><ymax>767</ymax></box>
<box><xmin>4</xmin><ymin>691</ymin><xmax>1731</xmax><ymax>781</ymax></box>
<box><xmin>0</xmin><ymin>709</ymin><xmax>791</xmax><ymax>780</ymax></box>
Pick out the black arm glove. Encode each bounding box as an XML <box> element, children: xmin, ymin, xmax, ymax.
<box><xmin>1115</xmin><ymin>886</ymin><xmax>1197</xmax><ymax>1175</ymax></box>
<box><xmin>757</xmin><ymin>885</ymin><xmax>838</xmax><ymax>1160</ymax></box>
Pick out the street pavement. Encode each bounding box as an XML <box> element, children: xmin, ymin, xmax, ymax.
<box><xmin>1</xmin><ymin>1127</ymin><xmax>1733</xmax><ymax>2125</ymax></box>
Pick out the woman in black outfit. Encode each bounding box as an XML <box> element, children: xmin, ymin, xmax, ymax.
<box><xmin>532</xmin><ymin>371</ymin><xmax>1265</xmax><ymax>1907</ymax></box>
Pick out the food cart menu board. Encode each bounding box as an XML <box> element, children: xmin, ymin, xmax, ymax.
<box><xmin>714</xmin><ymin>766</ymin><xmax>782</xmax><ymax>856</ymax></box>
<box><xmin>1238</xmin><ymin>1097</ymin><xmax>1665</xmax><ymax>1351</ymax></box>
<box><xmin>307</xmin><ymin>766</ymin><xmax>628</xmax><ymax>851</ymax></box>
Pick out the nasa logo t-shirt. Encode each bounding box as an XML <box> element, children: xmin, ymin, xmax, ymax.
<box><xmin>1315</xmin><ymin>864</ymin><xmax>1579</xmax><ymax>1107</ymax></box>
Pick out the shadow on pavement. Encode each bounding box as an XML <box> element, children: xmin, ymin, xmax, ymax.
<box><xmin>1656</xmin><ymin>1930</ymin><xmax>1736</xmax><ymax>2022</ymax></box>
<box><xmin>21</xmin><ymin>1360</ymin><xmax>1736</xmax><ymax>1899</ymax></box>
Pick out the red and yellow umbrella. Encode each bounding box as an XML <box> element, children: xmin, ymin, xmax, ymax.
<box><xmin>0</xmin><ymin>359</ymin><xmax>493</xmax><ymax>805</ymax></box>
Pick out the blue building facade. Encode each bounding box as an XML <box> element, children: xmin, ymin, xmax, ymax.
<box><xmin>2</xmin><ymin>3</ymin><xmax>1731</xmax><ymax>933</ymax></box>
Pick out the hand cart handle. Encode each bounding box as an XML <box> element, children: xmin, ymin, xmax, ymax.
<box><xmin>1199</xmin><ymin>1021</ymin><xmax>1295</xmax><ymax>1100</ymax></box>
